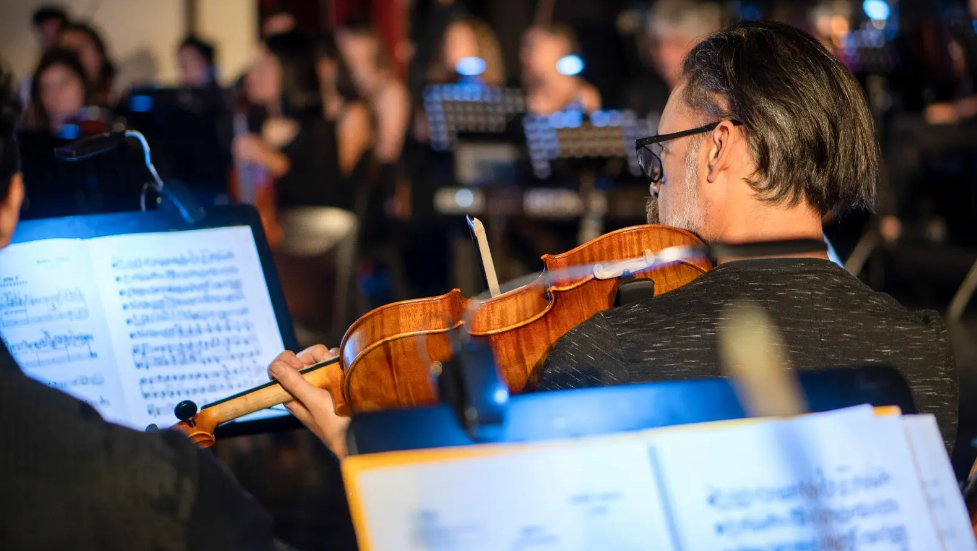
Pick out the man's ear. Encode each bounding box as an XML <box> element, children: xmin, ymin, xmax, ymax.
<box><xmin>0</xmin><ymin>173</ymin><xmax>24</xmax><ymax>249</ymax></box>
<box><xmin>705</xmin><ymin>121</ymin><xmax>737</xmax><ymax>183</ymax></box>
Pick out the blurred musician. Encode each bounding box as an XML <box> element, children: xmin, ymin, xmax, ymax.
<box><xmin>520</xmin><ymin>24</ymin><xmax>601</xmax><ymax>114</ymax></box>
<box><xmin>235</xmin><ymin>31</ymin><xmax>352</xmax><ymax>211</ymax></box>
<box><xmin>177</xmin><ymin>35</ymin><xmax>219</xmax><ymax>89</ymax></box>
<box><xmin>22</xmin><ymin>48</ymin><xmax>90</xmax><ymax>136</ymax></box>
<box><xmin>337</xmin><ymin>22</ymin><xmax>410</xmax><ymax>164</ymax></box>
<box><xmin>270</xmin><ymin>22</ymin><xmax>959</xmax><ymax>460</ymax></box>
<box><xmin>313</xmin><ymin>33</ymin><xmax>373</xmax><ymax>179</ymax></box>
<box><xmin>56</xmin><ymin>22</ymin><xmax>116</xmax><ymax>107</ymax></box>
<box><xmin>626</xmin><ymin>0</ymin><xmax>721</xmax><ymax>118</ymax></box>
<box><xmin>17</xmin><ymin>48</ymin><xmax>140</xmax><ymax>219</ymax></box>
<box><xmin>426</xmin><ymin>16</ymin><xmax>507</xmax><ymax>87</ymax></box>
<box><xmin>32</xmin><ymin>5</ymin><xmax>69</xmax><ymax>51</ymax></box>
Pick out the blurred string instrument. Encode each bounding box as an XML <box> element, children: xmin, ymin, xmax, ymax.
<box><xmin>172</xmin><ymin>223</ymin><xmax>714</xmax><ymax>446</ymax></box>
<box><xmin>228</xmin><ymin>92</ymin><xmax>283</xmax><ymax>246</ymax></box>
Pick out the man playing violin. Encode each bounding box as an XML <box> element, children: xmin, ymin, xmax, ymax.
<box><xmin>270</xmin><ymin>21</ymin><xmax>958</xmax><ymax>456</ymax></box>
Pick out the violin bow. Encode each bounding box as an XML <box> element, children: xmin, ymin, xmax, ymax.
<box><xmin>467</xmin><ymin>216</ymin><xmax>501</xmax><ymax>298</ymax></box>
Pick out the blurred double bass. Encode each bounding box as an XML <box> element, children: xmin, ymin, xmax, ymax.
<box><xmin>228</xmin><ymin>90</ymin><xmax>283</xmax><ymax>245</ymax></box>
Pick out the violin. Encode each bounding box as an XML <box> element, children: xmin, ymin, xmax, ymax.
<box><xmin>173</xmin><ymin>224</ymin><xmax>711</xmax><ymax>446</ymax></box>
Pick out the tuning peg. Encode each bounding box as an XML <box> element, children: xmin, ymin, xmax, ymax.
<box><xmin>174</xmin><ymin>400</ymin><xmax>198</xmax><ymax>427</ymax></box>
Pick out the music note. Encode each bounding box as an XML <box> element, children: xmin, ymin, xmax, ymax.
<box><xmin>5</xmin><ymin>330</ymin><xmax>98</xmax><ymax>367</ymax></box>
<box><xmin>0</xmin><ymin>288</ymin><xmax>89</xmax><ymax>328</ymax></box>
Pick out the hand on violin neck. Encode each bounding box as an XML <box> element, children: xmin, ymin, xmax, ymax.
<box><xmin>269</xmin><ymin>346</ymin><xmax>351</xmax><ymax>459</ymax></box>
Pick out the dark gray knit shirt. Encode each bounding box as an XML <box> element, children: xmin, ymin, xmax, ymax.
<box><xmin>538</xmin><ymin>258</ymin><xmax>959</xmax><ymax>447</ymax></box>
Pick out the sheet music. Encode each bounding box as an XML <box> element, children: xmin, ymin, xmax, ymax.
<box><xmin>85</xmin><ymin>226</ymin><xmax>286</xmax><ymax>429</ymax></box>
<box><xmin>901</xmin><ymin>414</ymin><xmax>977</xmax><ymax>551</ymax></box>
<box><xmin>353</xmin><ymin>439</ymin><xmax>677</xmax><ymax>551</ymax></box>
<box><xmin>0</xmin><ymin>239</ymin><xmax>130</xmax><ymax>425</ymax></box>
<box><xmin>650</xmin><ymin>406</ymin><xmax>943</xmax><ymax>551</ymax></box>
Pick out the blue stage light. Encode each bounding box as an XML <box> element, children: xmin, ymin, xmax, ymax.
<box><xmin>862</xmin><ymin>0</ymin><xmax>890</xmax><ymax>21</ymax></box>
<box><xmin>129</xmin><ymin>94</ymin><xmax>154</xmax><ymax>113</ymax></box>
<box><xmin>556</xmin><ymin>55</ymin><xmax>584</xmax><ymax>76</ymax></box>
<box><xmin>455</xmin><ymin>188</ymin><xmax>474</xmax><ymax>208</ymax></box>
<box><xmin>455</xmin><ymin>57</ymin><xmax>486</xmax><ymax>77</ymax></box>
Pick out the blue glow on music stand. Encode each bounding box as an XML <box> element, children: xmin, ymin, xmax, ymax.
<box><xmin>56</xmin><ymin>124</ymin><xmax>80</xmax><ymax>140</ymax></box>
<box><xmin>129</xmin><ymin>94</ymin><xmax>154</xmax><ymax>113</ymax></box>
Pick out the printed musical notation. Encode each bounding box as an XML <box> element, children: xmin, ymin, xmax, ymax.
<box><xmin>131</xmin><ymin>335</ymin><xmax>260</xmax><ymax>369</ymax></box>
<box><xmin>44</xmin><ymin>372</ymin><xmax>105</xmax><ymax>391</ymax></box>
<box><xmin>125</xmin><ymin>307</ymin><xmax>250</xmax><ymax>328</ymax></box>
<box><xmin>138</xmin><ymin>364</ymin><xmax>268</xmax><ymax>401</ymax></box>
<box><xmin>128</xmin><ymin>319</ymin><xmax>255</xmax><ymax>339</ymax></box>
<box><xmin>111</xmin><ymin>249</ymin><xmax>236</xmax><ymax>270</ymax></box>
<box><xmin>114</xmin><ymin>265</ymin><xmax>240</xmax><ymax>284</ymax></box>
<box><xmin>5</xmin><ymin>330</ymin><xmax>98</xmax><ymax>367</ymax></box>
<box><xmin>0</xmin><ymin>288</ymin><xmax>89</xmax><ymax>328</ymax></box>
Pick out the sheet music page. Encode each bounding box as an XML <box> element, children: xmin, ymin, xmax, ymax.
<box><xmin>901</xmin><ymin>414</ymin><xmax>977</xmax><ymax>551</ymax></box>
<box><xmin>85</xmin><ymin>226</ymin><xmax>286</xmax><ymax>429</ymax></box>
<box><xmin>0</xmin><ymin>239</ymin><xmax>131</xmax><ymax>425</ymax></box>
<box><xmin>649</xmin><ymin>406</ymin><xmax>943</xmax><ymax>551</ymax></box>
<box><xmin>351</xmin><ymin>439</ymin><xmax>678</xmax><ymax>551</ymax></box>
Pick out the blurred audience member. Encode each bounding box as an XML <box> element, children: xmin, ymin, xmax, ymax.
<box><xmin>337</xmin><ymin>23</ymin><xmax>410</xmax><ymax>163</ymax></box>
<box><xmin>23</xmin><ymin>48</ymin><xmax>88</xmax><ymax>136</ymax></box>
<box><xmin>427</xmin><ymin>16</ymin><xmax>506</xmax><ymax>86</ymax></box>
<box><xmin>178</xmin><ymin>35</ymin><xmax>218</xmax><ymax>88</ymax></box>
<box><xmin>19</xmin><ymin>50</ymin><xmax>142</xmax><ymax>219</ymax></box>
<box><xmin>262</xmin><ymin>5</ymin><xmax>298</xmax><ymax>38</ymax></box>
<box><xmin>57</xmin><ymin>22</ymin><xmax>116</xmax><ymax>106</ymax></box>
<box><xmin>32</xmin><ymin>5</ymin><xmax>69</xmax><ymax>51</ymax></box>
<box><xmin>238</xmin><ymin>31</ymin><xmax>351</xmax><ymax>209</ymax></box>
<box><xmin>520</xmin><ymin>25</ymin><xmax>601</xmax><ymax>114</ymax></box>
<box><xmin>314</xmin><ymin>33</ymin><xmax>373</xmax><ymax>178</ymax></box>
<box><xmin>626</xmin><ymin>0</ymin><xmax>721</xmax><ymax>117</ymax></box>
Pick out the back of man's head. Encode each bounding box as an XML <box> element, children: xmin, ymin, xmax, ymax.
<box><xmin>682</xmin><ymin>20</ymin><xmax>877</xmax><ymax>216</ymax></box>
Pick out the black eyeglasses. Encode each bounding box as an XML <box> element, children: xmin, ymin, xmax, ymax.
<box><xmin>635</xmin><ymin>120</ymin><xmax>744</xmax><ymax>183</ymax></box>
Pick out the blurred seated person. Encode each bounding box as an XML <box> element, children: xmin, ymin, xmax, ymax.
<box><xmin>626</xmin><ymin>0</ymin><xmax>721</xmax><ymax>118</ymax></box>
<box><xmin>18</xmin><ymin>49</ymin><xmax>143</xmax><ymax>219</ymax></box>
<box><xmin>337</xmin><ymin>22</ymin><xmax>410</xmax><ymax>164</ymax></box>
<box><xmin>426</xmin><ymin>16</ymin><xmax>506</xmax><ymax>87</ymax></box>
<box><xmin>314</xmin><ymin>33</ymin><xmax>373</xmax><ymax>178</ymax></box>
<box><xmin>57</xmin><ymin>22</ymin><xmax>116</xmax><ymax>106</ymax></box>
<box><xmin>177</xmin><ymin>35</ymin><xmax>218</xmax><ymax>89</ymax></box>
<box><xmin>18</xmin><ymin>6</ymin><xmax>70</xmax><ymax>107</ymax></box>
<box><xmin>520</xmin><ymin>24</ymin><xmax>600</xmax><ymax>115</ymax></box>
<box><xmin>236</xmin><ymin>31</ymin><xmax>352</xmax><ymax>210</ymax></box>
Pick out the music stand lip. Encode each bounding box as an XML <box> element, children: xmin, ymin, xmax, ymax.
<box><xmin>347</xmin><ymin>365</ymin><xmax>915</xmax><ymax>455</ymax></box>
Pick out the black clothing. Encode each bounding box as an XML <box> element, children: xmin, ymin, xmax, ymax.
<box><xmin>277</xmin><ymin>116</ymin><xmax>348</xmax><ymax>211</ymax></box>
<box><xmin>0</xmin><ymin>342</ymin><xmax>281</xmax><ymax>551</ymax></box>
<box><xmin>538</xmin><ymin>258</ymin><xmax>959</xmax><ymax>448</ymax></box>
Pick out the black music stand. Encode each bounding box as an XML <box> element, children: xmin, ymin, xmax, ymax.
<box><xmin>347</xmin><ymin>365</ymin><xmax>916</xmax><ymax>455</ymax></box>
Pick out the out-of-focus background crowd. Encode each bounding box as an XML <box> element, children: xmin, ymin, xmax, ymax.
<box><xmin>3</xmin><ymin>0</ymin><xmax>977</xmax><ymax>548</ymax></box>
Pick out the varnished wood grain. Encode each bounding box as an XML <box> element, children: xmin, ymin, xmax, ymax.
<box><xmin>173</xmin><ymin>225</ymin><xmax>712</xmax><ymax>445</ymax></box>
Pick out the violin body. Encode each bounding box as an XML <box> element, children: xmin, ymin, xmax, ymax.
<box><xmin>340</xmin><ymin>224</ymin><xmax>711</xmax><ymax>413</ymax></box>
<box><xmin>173</xmin><ymin>224</ymin><xmax>710</xmax><ymax>444</ymax></box>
